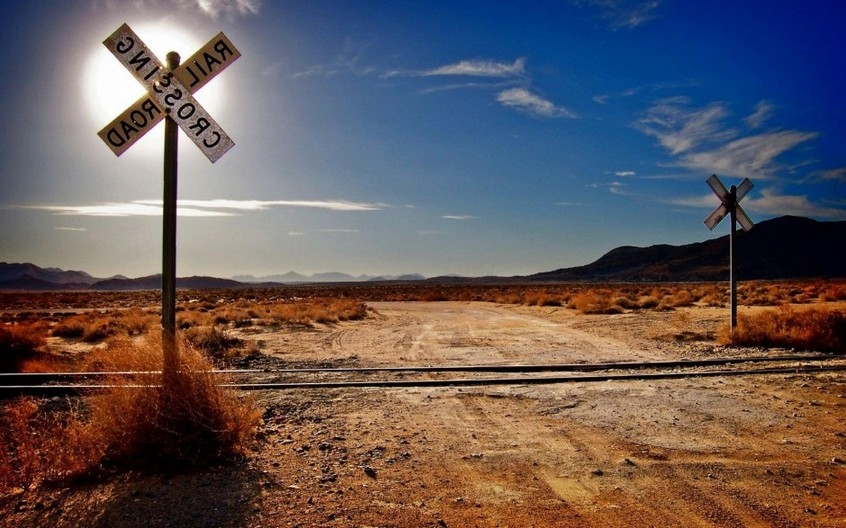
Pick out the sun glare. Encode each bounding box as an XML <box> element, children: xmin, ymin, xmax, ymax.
<box><xmin>84</xmin><ymin>21</ymin><xmax>225</xmax><ymax>139</ymax></box>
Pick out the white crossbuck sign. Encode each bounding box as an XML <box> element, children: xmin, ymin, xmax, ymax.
<box><xmin>704</xmin><ymin>174</ymin><xmax>754</xmax><ymax>232</ymax></box>
<box><xmin>98</xmin><ymin>23</ymin><xmax>240</xmax><ymax>163</ymax></box>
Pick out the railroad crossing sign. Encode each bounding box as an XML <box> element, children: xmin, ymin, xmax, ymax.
<box><xmin>97</xmin><ymin>23</ymin><xmax>241</xmax><ymax>374</ymax></box>
<box><xmin>98</xmin><ymin>23</ymin><xmax>240</xmax><ymax>162</ymax></box>
<box><xmin>704</xmin><ymin>174</ymin><xmax>754</xmax><ymax>332</ymax></box>
<box><xmin>704</xmin><ymin>174</ymin><xmax>754</xmax><ymax>232</ymax></box>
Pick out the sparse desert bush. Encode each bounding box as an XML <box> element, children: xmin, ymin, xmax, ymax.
<box><xmin>51</xmin><ymin>309</ymin><xmax>158</xmax><ymax>342</ymax></box>
<box><xmin>0</xmin><ymin>323</ymin><xmax>47</xmax><ymax>371</ymax></box>
<box><xmin>523</xmin><ymin>291</ymin><xmax>563</xmax><ymax>307</ymax></box>
<box><xmin>637</xmin><ymin>295</ymin><xmax>661</xmax><ymax>310</ymax></box>
<box><xmin>568</xmin><ymin>291</ymin><xmax>622</xmax><ymax>314</ymax></box>
<box><xmin>0</xmin><ymin>336</ymin><xmax>261</xmax><ymax>494</ymax></box>
<box><xmin>724</xmin><ymin>306</ymin><xmax>846</xmax><ymax>353</ymax></box>
<box><xmin>183</xmin><ymin>325</ymin><xmax>243</xmax><ymax>358</ymax></box>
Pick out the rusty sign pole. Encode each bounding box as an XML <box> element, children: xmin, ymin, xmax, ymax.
<box><xmin>162</xmin><ymin>52</ymin><xmax>180</xmax><ymax>375</ymax></box>
<box><xmin>704</xmin><ymin>174</ymin><xmax>754</xmax><ymax>335</ymax></box>
<box><xmin>728</xmin><ymin>185</ymin><xmax>738</xmax><ymax>332</ymax></box>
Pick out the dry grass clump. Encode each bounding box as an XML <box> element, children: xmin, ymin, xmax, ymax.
<box><xmin>568</xmin><ymin>291</ymin><xmax>623</xmax><ymax>314</ymax></box>
<box><xmin>183</xmin><ymin>325</ymin><xmax>243</xmax><ymax>359</ymax></box>
<box><xmin>0</xmin><ymin>322</ymin><xmax>47</xmax><ymax>371</ymax></box>
<box><xmin>0</xmin><ymin>336</ymin><xmax>261</xmax><ymax>495</ymax></box>
<box><xmin>724</xmin><ymin>306</ymin><xmax>846</xmax><ymax>353</ymax></box>
<box><xmin>51</xmin><ymin>308</ymin><xmax>158</xmax><ymax>342</ymax></box>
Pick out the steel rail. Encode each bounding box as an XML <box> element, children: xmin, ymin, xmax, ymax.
<box><xmin>2</xmin><ymin>362</ymin><xmax>844</xmax><ymax>398</ymax></box>
<box><xmin>0</xmin><ymin>354</ymin><xmax>839</xmax><ymax>385</ymax></box>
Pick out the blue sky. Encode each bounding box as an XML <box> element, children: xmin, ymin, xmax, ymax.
<box><xmin>1</xmin><ymin>0</ymin><xmax>844</xmax><ymax>279</ymax></box>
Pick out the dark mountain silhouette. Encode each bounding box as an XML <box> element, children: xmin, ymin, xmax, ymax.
<box><xmin>527</xmin><ymin>216</ymin><xmax>846</xmax><ymax>282</ymax></box>
<box><xmin>0</xmin><ymin>262</ymin><xmax>99</xmax><ymax>285</ymax></box>
<box><xmin>91</xmin><ymin>275</ymin><xmax>244</xmax><ymax>291</ymax></box>
<box><xmin>1</xmin><ymin>216</ymin><xmax>843</xmax><ymax>291</ymax></box>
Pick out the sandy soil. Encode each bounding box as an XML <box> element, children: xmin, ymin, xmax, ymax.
<box><xmin>4</xmin><ymin>301</ymin><xmax>846</xmax><ymax>527</ymax></box>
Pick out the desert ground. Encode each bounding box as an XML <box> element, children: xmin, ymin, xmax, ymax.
<box><xmin>3</xmin><ymin>294</ymin><xmax>846</xmax><ymax>527</ymax></box>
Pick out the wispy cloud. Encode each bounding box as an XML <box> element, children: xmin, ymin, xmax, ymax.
<box><xmin>637</xmin><ymin>98</ymin><xmax>817</xmax><ymax>179</ymax></box>
<box><xmin>745</xmin><ymin>101</ymin><xmax>775</xmax><ymax>129</ymax></box>
<box><xmin>442</xmin><ymin>215</ymin><xmax>475</xmax><ymax>220</ymax></box>
<box><xmin>423</xmin><ymin>58</ymin><xmax>527</xmax><ymax>78</ymax></box>
<box><xmin>496</xmin><ymin>88</ymin><xmax>577</xmax><ymax>118</ymax></box>
<box><xmin>668</xmin><ymin>189</ymin><xmax>846</xmax><ymax>220</ymax></box>
<box><xmin>98</xmin><ymin>0</ymin><xmax>261</xmax><ymax>19</ymax></box>
<box><xmin>22</xmin><ymin>203</ymin><xmax>233</xmax><ymax>217</ymax></box>
<box><xmin>743</xmin><ymin>189</ymin><xmax>846</xmax><ymax>219</ymax></box>
<box><xmin>614</xmin><ymin>170</ymin><xmax>636</xmax><ymax>177</ymax></box>
<box><xmin>170</xmin><ymin>199</ymin><xmax>386</xmax><ymax>211</ymax></box>
<box><xmin>55</xmin><ymin>226</ymin><xmax>87</xmax><ymax>232</ymax></box>
<box><xmin>386</xmin><ymin>57</ymin><xmax>573</xmax><ymax>120</ymax></box>
<box><xmin>575</xmin><ymin>0</ymin><xmax>664</xmax><ymax>30</ymax></box>
<box><xmin>811</xmin><ymin>167</ymin><xmax>846</xmax><ymax>183</ymax></box>
<box><xmin>677</xmin><ymin>131</ymin><xmax>818</xmax><ymax>180</ymax></box>
<box><xmin>637</xmin><ymin>97</ymin><xmax>735</xmax><ymax>155</ymax></box>
<box><xmin>20</xmin><ymin>199</ymin><xmax>386</xmax><ymax>217</ymax></box>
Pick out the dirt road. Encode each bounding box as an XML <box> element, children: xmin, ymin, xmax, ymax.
<box><xmin>239</xmin><ymin>302</ymin><xmax>846</xmax><ymax>527</ymax></box>
<box><xmin>6</xmin><ymin>301</ymin><xmax>846</xmax><ymax>527</ymax></box>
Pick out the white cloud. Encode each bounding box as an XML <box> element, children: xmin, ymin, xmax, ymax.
<box><xmin>745</xmin><ymin>101</ymin><xmax>775</xmax><ymax>129</ymax></box>
<box><xmin>21</xmin><ymin>199</ymin><xmax>385</xmax><ymax>217</ymax></box>
<box><xmin>638</xmin><ymin>98</ymin><xmax>735</xmax><ymax>155</ymax></box>
<box><xmin>637</xmin><ymin>98</ymin><xmax>818</xmax><ymax>179</ymax></box>
<box><xmin>97</xmin><ymin>0</ymin><xmax>261</xmax><ymax>18</ymax></box>
<box><xmin>442</xmin><ymin>215</ymin><xmax>475</xmax><ymax>220</ymax></box>
<box><xmin>424</xmin><ymin>58</ymin><xmax>526</xmax><ymax>78</ymax></box>
<box><xmin>55</xmin><ymin>226</ymin><xmax>87</xmax><ymax>232</ymax></box>
<box><xmin>745</xmin><ymin>189</ymin><xmax>846</xmax><ymax>219</ymax></box>
<box><xmin>668</xmin><ymin>189</ymin><xmax>846</xmax><ymax>220</ymax></box>
<box><xmin>812</xmin><ymin>167</ymin><xmax>846</xmax><ymax>183</ymax></box>
<box><xmin>186</xmin><ymin>0</ymin><xmax>261</xmax><ymax>18</ymax></box>
<box><xmin>496</xmin><ymin>88</ymin><xmax>577</xmax><ymax>119</ymax></box>
<box><xmin>677</xmin><ymin>130</ymin><xmax>818</xmax><ymax>180</ymax></box>
<box><xmin>615</xmin><ymin>171</ymin><xmax>636</xmax><ymax>177</ymax></box>
<box><xmin>576</xmin><ymin>0</ymin><xmax>664</xmax><ymax>30</ymax></box>
<box><xmin>171</xmin><ymin>199</ymin><xmax>385</xmax><ymax>211</ymax></box>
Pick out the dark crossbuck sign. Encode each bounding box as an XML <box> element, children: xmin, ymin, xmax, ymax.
<box><xmin>704</xmin><ymin>174</ymin><xmax>754</xmax><ymax>232</ymax></box>
<box><xmin>704</xmin><ymin>173</ymin><xmax>754</xmax><ymax>331</ymax></box>
<box><xmin>98</xmin><ymin>23</ymin><xmax>240</xmax><ymax>162</ymax></box>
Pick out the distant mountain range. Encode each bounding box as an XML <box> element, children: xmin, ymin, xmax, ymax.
<box><xmin>523</xmin><ymin>215</ymin><xmax>845</xmax><ymax>282</ymax></box>
<box><xmin>232</xmin><ymin>271</ymin><xmax>426</xmax><ymax>284</ymax></box>
<box><xmin>1</xmin><ymin>216</ymin><xmax>843</xmax><ymax>291</ymax></box>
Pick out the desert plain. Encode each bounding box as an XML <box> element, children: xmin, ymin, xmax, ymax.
<box><xmin>2</xmin><ymin>283</ymin><xmax>846</xmax><ymax>527</ymax></box>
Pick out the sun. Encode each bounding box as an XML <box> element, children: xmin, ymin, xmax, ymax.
<box><xmin>84</xmin><ymin>21</ymin><xmax>225</xmax><ymax>141</ymax></box>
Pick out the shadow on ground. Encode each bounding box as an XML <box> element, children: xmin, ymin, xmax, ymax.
<box><xmin>1</xmin><ymin>465</ymin><xmax>264</xmax><ymax>528</ymax></box>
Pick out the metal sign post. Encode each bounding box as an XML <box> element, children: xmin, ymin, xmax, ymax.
<box><xmin>704</xmin><ymin>174</ymin><xmax>754</xmax><ymax>333</ymax></box>
<box><xmin>99</xmin><ymin>24</ymin><xmax>240</xmax><ymax>374</ymax></box>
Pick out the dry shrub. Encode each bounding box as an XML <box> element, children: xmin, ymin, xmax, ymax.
<box><xmin>0</xmin><ymin>322</ymin><xmax>48</xmax><ymax>371</ymax></box>
<box><xmin>87</xmin><ymin>337</ymin><xmax>261</xmax><ymax>467</ymax></box>
<box><xmin>0</xmin><ymin>336</ymin><xmax>261</xmax><ymax>494</ymax></box>
<box><xmin>523</xmin><ymin>291</ymin><xmax>563</xmax><ymax>307</ymax></box>
<box><xmin>667</xmin><ymin>289</ymin><xmax>695</xmax><ymax>308</ymax></box>
<box><xmin>726</xmin><ymin>306</ymin><xmax>846</xmax><ymax>353</ymax></box>
<box><xmin>51</xmin><ymin>309</ymin><xmax>158</xmax><ymax>342</ymax></box>
<box><xmin>637</xmin><ymin>295</ymin><xmax>661</xmax><ymax>310</ymax></box>
<box><xmin>568</xmin><ymin>291</ymin><xmax>622</xmax><ymax>314</ymax></box>
<box><xmin>612</xmin><ymin>296</ymin><xmax>638</xmax><ymax>310</ymax></box>
<box><xmin>183</xmin><ymin>325</ymin><xmax>242</xmax><ymax>359</ymax></box>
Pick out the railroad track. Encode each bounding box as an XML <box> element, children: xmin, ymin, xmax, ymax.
<box><xmin>1</xmin><ymin>354</ymin><xmax>844</xmax><ymax>398</ymax></box>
